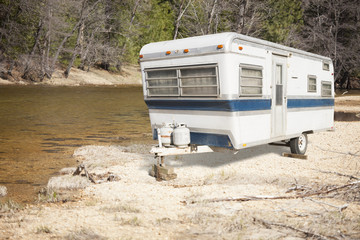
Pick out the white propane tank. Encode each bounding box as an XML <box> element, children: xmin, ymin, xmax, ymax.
<box><xmin>160</xmin><ymin>123</ymin><xmax>173</xmax><ymax>147</ymax></box>
<box><xmin>173</xmin><ymin>123</ymin><xmax>190</xmax><ymax>148</ymax></box>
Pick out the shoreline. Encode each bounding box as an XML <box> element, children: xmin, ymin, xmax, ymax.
<box><xmin>0</xmin><ymin>64</ymin><xmax>142</xmax><ymax>86</ymax></box>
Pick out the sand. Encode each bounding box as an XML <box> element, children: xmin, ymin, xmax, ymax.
<box><xmin>0</xmin><ymin>98</ymin><xmax>359</xmax><ymax>239</ymax></box>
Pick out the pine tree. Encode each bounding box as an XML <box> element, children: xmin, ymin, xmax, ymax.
<box><xmin>261</xmin><ymin>0</ymin><xmax>303</xmax><ymax>45</ymax></box>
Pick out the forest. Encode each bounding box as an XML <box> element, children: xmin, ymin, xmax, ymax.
<box><xmin>0</xmin><ymin>0</ymin><xmax>359</xmax><ymax>88</ymax></box>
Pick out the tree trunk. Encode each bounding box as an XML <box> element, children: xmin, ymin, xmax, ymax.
<box><xmin>173</xmin><ymin>0</ymin><xmax>192</xmax><ymax>40</ymax></box>
<box><xmin>207</xmin><ymin>0</ymin><xmax>218</xmax><ymax>34</ymax></box>
<box><xmin>22</xmin><ymin>19</ymin><xmax>43</xmax><ymax>80</ymax></box>
<box><xmin>64</xmin><ymin>0</ymin><xmax>87</xmax><ymax>79</ymax></box>
<box><xmin>78</xmin><ymin>27</ymin><xmax>97</xmax><ymax>71</ymax></box>
<box><xmin>237</xmin><ymin>0</ymin><xmax>247</xmax><ymax>33</ymax></box>
<box><xmin>64</xmin><ymin>21</ymin><xmax>84</xmax><ymax>78</ymax></box>
<box><xmin>48</xmin><ymin>0</ymin><xmax>101</xmax><ymax>79</ymax></box>
<box><xmin>120</xmin><ymin>0</ymin><xmax>141</xmax><ymax>56</ymax></box>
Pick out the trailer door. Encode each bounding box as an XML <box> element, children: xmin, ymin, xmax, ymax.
<box><xmin>271</xmin><ymin>55</ymin><xmax>287</xmax><ymax>137</ymax></box>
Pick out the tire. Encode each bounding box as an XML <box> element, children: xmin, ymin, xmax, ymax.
<box><xmin>290</xmin><ymin>133</ymin><xmax>308</xmax><ymax>155</ymax></box>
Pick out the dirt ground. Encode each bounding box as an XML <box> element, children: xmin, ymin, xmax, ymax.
<box><xmin>0</xmin><ymin>97</ymin><xmax>359</xmax><ymax>240</ymax></box>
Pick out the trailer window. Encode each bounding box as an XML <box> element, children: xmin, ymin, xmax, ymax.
<box><xmin>146</xmin><ymin>69</ymin><xmax>179</xmax><ymax>96</ymax></box>
<box><xmin>145</xmin><ymin>65</ymin><xmax>218</xmax><ymax>97</ymax></box>
<box><xmin>307</xmin><ymin>75</ymin><xmax>317</xmax><ymax>92</ymax></box>
<box><xmin>239</xmin><ymin>65</ymin><xmax>263</xmax><ymax>96</ymax></box>
<box><xmin>321</xmin><ymin>81</ymin><xmax>332</xmax><ymax>97</ymax></box>
<box><xmin>180</xmin><ymin>67</ymin><xmax>218</xmax><ymax>96</ymax></box>
<box><xmin>323</xmin><ymin>62</ymin><xmax>330</xmax><ymax>71</ymax></box>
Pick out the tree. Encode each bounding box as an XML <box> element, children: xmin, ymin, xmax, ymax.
<box><xmin>260</xmin><ymin>0</ymin><xmax>303</xmax><ymax>45</ymax></box>
<box><xmin>298</xmin><ymin>0</ymin><xmax>360</xmax><ymax>85</ymax></box>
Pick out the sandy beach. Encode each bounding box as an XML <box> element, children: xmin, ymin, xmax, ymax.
<box><xmin>0</xmin><ymin>96</ymin><xmax>359</xmax><ymax>239</ymax></box>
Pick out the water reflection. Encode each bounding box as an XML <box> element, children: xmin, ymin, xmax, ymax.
<box><xmin>0</xmin><ymin>85</ymin><xmax>153</xmax><ymax>203</ymax></box>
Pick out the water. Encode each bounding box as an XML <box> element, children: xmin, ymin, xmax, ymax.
<box><xmin>0</xmin><ymin>85</ymin><xmax>153</xmax><ymax>203</ymax></box>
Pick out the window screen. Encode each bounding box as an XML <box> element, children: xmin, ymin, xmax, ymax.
<box><xmin>146</xmin><ymin>69</ymin><xmax>178</xmax><ymax>96</ymax></box>
<box><xmin>323</xmin><ymin>62</ymin><xmax>330</xmax><ymax>71</ymax></box>
<box><xmin>308</xmin><ymin>75</ymin><xmax>317</xmax><ymax>92</ymax></box>
<box><xmin>145</xmin><ymin>65</ymin><xmax>218</xmax><ymax>97</ymax></box>
<box><xmin>180</xmin><ymin>67</ymin><xmax>218</xmax><ymax>96</ymax></box>
<box><xmin>240</xmin><ymin>65</ymin><xmax>263</xmax><ymax>96</ymax></box>
<box><xmin>321</xmin><ymin>81</ymin><xmax>332</xmax><ymax>97</ymax></box>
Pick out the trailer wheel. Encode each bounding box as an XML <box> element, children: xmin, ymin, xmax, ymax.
<box><xmin>290</xmin><ymin>133</ymin><xmax>308</xmax><ymax>155</ymax></box>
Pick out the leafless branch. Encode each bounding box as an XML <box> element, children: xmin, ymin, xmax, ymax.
<box><xmin>188</xmin><ymin>180</ymin><xmax>360</xmax><ymax>204</ymax></box>
<box><xmin>313</xmin><ymin>169</ymin><xmax>360</xmax><ymax>180</ymax></box>
<box><xmin>254</xmin><ymin>217</ymin><xmax>339</xmax><ymax>240</ymax></box>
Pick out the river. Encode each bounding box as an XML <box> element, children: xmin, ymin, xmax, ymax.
<box><xmin>0</xmin><ymin>85</ymin><xmax>152</xmax><ymax>203</ymax></box>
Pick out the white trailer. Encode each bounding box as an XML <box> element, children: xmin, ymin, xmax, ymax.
<box><xmin>139</xmin><ymin>32</ymin><xmax>334</xmax><ymax>155</ymax></box>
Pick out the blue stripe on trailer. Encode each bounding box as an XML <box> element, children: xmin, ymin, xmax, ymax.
<box><xmin>287</xmin><ymin>98</ymin><xmax>334</xmax><ymax>108</ymax></box>
<box><xmin>145</xmin><ymin>99</ymin><xmax>271</xmax><ymax>112</ymax></box>
<box><xmin>190</xmin><ymin>132</ymin><xmax>233</xmax><ymax>149</ymax></box>
<box><xmin>146</xmin><ymin>98</ymin><xmax>334</xmax><ymax>111</ymax></box>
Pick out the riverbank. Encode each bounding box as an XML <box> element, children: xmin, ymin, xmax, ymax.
<box><xmin>0</xmin><ymin>65</ymin><xmax>142</xmax><ymax>86</ymax></box>
<box><xmin>0</xmin><ymin>97</ymin><xmax>359</xmax><ymax>239</ymax></box>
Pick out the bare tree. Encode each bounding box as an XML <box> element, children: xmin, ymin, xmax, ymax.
<box><xmin>298</xmin><ymin>0</ymin><xmax>360</xmax><ymax>85</ymax></box>
<box><xmin>173</xmin><ymin>0</ymin><xmax>192</xmax><ymax>40</ymax></box>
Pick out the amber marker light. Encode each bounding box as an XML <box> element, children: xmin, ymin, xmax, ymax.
<box><xmin>184</xmin><ymin>49</ymin><xmax>189</xmax><ymax>53</ymax></box>
<box><xmin>238</xmin><ymin>46</ymin><xmax>243</xmax><ymax>50</ymax></box>
<box><xmin>166</xmin><ymin>51</ymin><xmax>171</xmax><ymax>55</ymax></box>
<box><xmin>139</xmin><ymin>54</ymin><xmax>143</xmax><ymax>59</ymax></box>
<box><xmin>217</xmin><ymin>44</ymin><xmax>224</xmax><ymax>49</ymax></box>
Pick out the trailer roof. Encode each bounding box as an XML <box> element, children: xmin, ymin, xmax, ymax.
<box><xmin>140</xmin><ymin>32</ymin><xmax>331</xmax><ymax>61</ymax></box>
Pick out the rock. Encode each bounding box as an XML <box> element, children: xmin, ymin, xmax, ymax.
<box><xmin>107</xmin><ymin>174</ymin><xmax>121</xmax><ymax>182</ymax></box>
<box><xmin>0</xmin><ymin>185</ymin><xmax>7</xmax><ymax>197</ymax></box>
<box><xmin>59</xmin><ymin>167</ymin><xmax>77</xmax><ymax>175</ymax></box>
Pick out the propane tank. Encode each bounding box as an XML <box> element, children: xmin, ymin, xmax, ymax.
<box><xmin>159</xmin><ymin>123</ymin><xmax>174</xmax><ymax>147</ymax></box>
<box><xmin>173</xmin><ymin>123</ymin><xmax>190</xmax><ymax>148</ymax></box>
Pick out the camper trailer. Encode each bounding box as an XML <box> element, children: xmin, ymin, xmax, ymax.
<box><xmin>139</xmin><ymin>32</ymin><xmax>334</xmax><ymax>156</ymax></box>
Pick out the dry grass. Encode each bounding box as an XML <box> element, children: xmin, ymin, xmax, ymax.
<box><xmin>0</xmin><ymin>199</ymin><xmax>23</xmax><ymax>213</ymax></box>
<box><xmin>35</xmin><ymin>225</ymin><xmax>52</xmax><ymax>234</ymax></box>
<box><xmin>37</xmin><ymin>188</ymin><xmax>58</xmax><ymax>203</ymax></box>
<box><xmin>100</xmin><ymin>203</ymin><xmax>140</xmax><ymax>213</ymax></box>
<box><xmin>114</xmin><ymin>216</ymin><xmax>142</xmax><ymax>226</ymax></box>
<box><xmin>65</xmin><ymin>228</ymin><xmax>107</xmax><ymax>240</ymax></box>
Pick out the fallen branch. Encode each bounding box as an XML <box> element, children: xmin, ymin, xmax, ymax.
<box><xmin>254</xmin><ymin>218</ymin><xmax>338</xmax><ymax>240</ymax></box>
<box><xmin>307</xmin><ymin>198</ymin><xmax>348</xmax><ymax>212</ymax></box>
<box><xmin>188</xmin><ymin>180</ymin><xmax>360</xmax><ymax>204</ymax></box>
<box><xmin>73</xmin><ymin>163</ymin><xmax>96</xmax><ymax>183</ymax></box>
<box><xmin>313</xmin><ymin>169</ymin><xmax>360</xmax><ymax>180</ymax></box>
<box><xmin>315</xmin><ymin>146</ymin><xmax>360</xmax><ymax>157</ymax></box>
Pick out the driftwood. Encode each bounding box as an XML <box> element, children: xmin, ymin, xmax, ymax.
<box><xmin>254</xmin><ymin>218</ymin><xmax>338</xmax><ymax>240</ymax></box>
<box><xmin>72</xmin><ymin>164</ymin><xmax>121</xmax><ymax>184</ymax></box>
<box><xmin>188</xmin><ymin>180</ymin><xmax>360</xmax><ymax>204</ymax></box>
<box><xmin>73</xmin><ymin>163</ymin><xmax>96</xmax><ymax>183</ymax></box>
<box><xmin>314</xmin><ymin>169</ymin><xmax>360</xmax><ymax>180</ymax></box>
